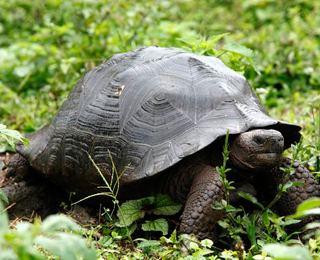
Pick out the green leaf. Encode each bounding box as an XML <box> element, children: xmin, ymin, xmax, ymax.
<box><xmin>35</xmin><ymin>233</ymin><xmax>96</xmax><ymax>260</ymax></box>
<box><xmin>263</xmin><ymin>244</ymin><xmax>312</xmax><ymax>260</ymax></box>
<box><xmin>200</xmin><ymin>239</ymin><xmax>213</xmax><ymax>248</ymax></box>
<box><xmin>283</xmin><ymin>218</ymin><xmax>301</xmax><ymax>226</ymax></box>
<box><xmin>117</xmin><ymin>194</ymin><xmax>181</xmax><ymax>227</ymax></box>
<box><xmin>225</xmin><ymin>204</ymin><xmax>242</xmax><ymax>213</ymax></box>
<box><xmin>292</xmin><ymin>208</ymin><xmax>320</xmax><ymax>218</ymax></box>
<box><xmin>122</xmin><ymin>222</ymin><xmax>137</xmax><ymax>237</ymax></box>
<box><xmin>0</xmin><ymin>188</ymin><xmax>9</xmax><ymax>204</ymax></box>
<box><xmin>237</xmin><ymin>192</ymin><xmax>264</xmax><ymax>209</ymax></box>
<box><xmin>189</xmin><ymin>241</ymin><xmax>199</xmax><ymax>250</ymax></box>
<box><xmin>169</xmin><ymin>229</ymin><xmax>178</xmax><ymax>244</ymax></box>
<box><xmin>117</xmin><ymin>198</ymin><xmax>147</xmax><ymax>227</ymax></box>
<box><xmin>194</xmin><ymin>248</ymin><xmax>214</xmax><ymax>257</ymax></box>
<box><xmin>224</xmin><ymin>43</ymin><xmax>253</xmax><ymax>58</ymax></box>
<box><xmin>296</xmin><ymin>197</ymin><xmax>320</xmax><ymax>213</ymax></box>
<box><xmin>306</xmin><ymin>222</ymin><xmax>320</xmax><ymax>230</ymax></box>
<box><xmin>246</xmin><ymin>219</ymin><xmax>257</xmax><ymax>245</ymax></box>
<box><xmin>218</xmin><ymin>220</ymin><xmax>230</xmax><ymax>228</ymax></box>
<box><xmin>212</xmin><ymin>201</ymin><xmax>225</xmax><ymax>210</ymax></box>
<box><xmin>0</xmin><ymin>124</ymin><xmax>29</xmax><ymax>148</ymax></box>
<box><xmin>290</xmin><ymin>198</ymin><xmax>320</xmax><ymax>218</ymax></box>
<box><xmin>152</xmin><ymin>194</ymin><xmax>182</xmax><ymax>215</ymax></box>
<box><xmin>223</xmin><ymin>43</ymin><xmax>260</xmax><ymax>74</ymax></box>
<box><xmin>141</xmin><ymin>218</ymin><xmax>169</xmax><ymax>235</ymax></box>
<box><xmin>137</xmin><ymin>239</ymin><xmax>161</xmax><ymax>248</ymax></box>
<box><xmin>41</xmin><ymin>215</ymin><xmax>80</xmax><ymax>233</ymax></box>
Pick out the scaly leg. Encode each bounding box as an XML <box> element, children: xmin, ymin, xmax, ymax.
<box><xmin>265</xmin><ymin>157</ymin><xmax>320</xmax><ymax>228</ymax></box>
<box><xmin>179</xmin><ymin>164</ymin><xmax>225</xmax><ymax>240</ymax></box>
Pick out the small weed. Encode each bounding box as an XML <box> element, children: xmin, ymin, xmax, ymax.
<box><xmin>116</xmin><ymin>193</ymin><xmax>182</xmax><ymax>236</ymax></box>
<box><xmin>73</xmin><ymin>152</ymin><xmax>124</xmax><ymax>218</ymax></box>
<box><xmin>0</xmin><ymin>124</ymin><xmax>29</xmax><ymax>152</ymax></box>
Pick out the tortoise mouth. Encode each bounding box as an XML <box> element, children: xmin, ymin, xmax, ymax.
<box><xmin>243</xmin><ymin>152</ymin><xmax>282</xmax><ymax>171</ymax></box>
<box><xmin>254</xmin><ymin>152</ymin><xmax>282</xmax><ymax>162</ymax></box>
<box><xmin>230</xmin><ymin>151</ymin><xmax>282</xmax><ymax>171</ymax></box>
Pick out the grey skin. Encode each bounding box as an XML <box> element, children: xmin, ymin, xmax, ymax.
<box><xmin>5</xmin><ymin>128</ymin><xmax>320</xmax><ymax>240</ymax></box>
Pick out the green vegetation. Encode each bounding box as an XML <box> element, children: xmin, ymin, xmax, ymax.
<box><xmin>0</xmin><ymin>204</ymin><xmax>96</xmax><ymax>260</ymax></box>
<box><xmin>1</xmin><ymin>0</ymin><xmax>319</xmax><ymax>259</ymax></box>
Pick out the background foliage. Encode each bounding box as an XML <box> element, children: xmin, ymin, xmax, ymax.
<box><xmin>0</xmin><ymin>0</ymin><xmax>320</xmax><ymax>259</ymax></box>
<box><xmin>1</xmin><ymin>0</ymin><xmax>319</xmax><ymax>131</ymax></box>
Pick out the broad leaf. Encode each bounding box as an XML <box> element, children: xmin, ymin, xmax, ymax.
<box><xmin>152</xmin><ymin>194</ymin><xmax>182</xmax><ymax>215</ymax></box>
<box><xmin>189</xmin><ymin>241</ymin><xmax>199</xmax><ymax>250</ymax></box>
<box><xmin>35</xmin><ymin>233</ymin><xmax>96</xmax><ymax>260</ymax></box>
<box><xmin>117</xmin><ymin>195</ymin><xmax>181</xmax><ymax>227</ymax></box>
<box><xmin>141</xmin><ymin>218</ymin><xmax>169</xmax><ymax>235</ymax></box>
<box><xmin>117</xmin><ymin>198</ymin><xmax>148</xmax><ymax>227</ymax></box>
<box><xmin>263</xmin><ymin>244</ymin><xmax>312</xmax><ymax>260</ymax></box>
<box><xmin>137</xmin><ymin>239</ymin><xmax>161</xmax><ymax>248</ymax></box>
<box><xmin>201</xmin><ymin>239</ymin><xmax>213</xmax><ymax>248</ymax></box>
<box><xmin>41</xmin><ymin>215</ymin><xmax>80</xmax><ymax>233</ymax></box>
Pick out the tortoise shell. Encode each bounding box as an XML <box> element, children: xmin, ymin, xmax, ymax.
<box><xmin>17</xmin><ymin>46</ymin><xmax>301</xmax><ymax>194</ymax></box>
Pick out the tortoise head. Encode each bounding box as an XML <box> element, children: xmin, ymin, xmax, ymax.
<box><xmin>229</xmin><ymin>129</ymin><xmax>284</xmax><ymax>172</ymax></box>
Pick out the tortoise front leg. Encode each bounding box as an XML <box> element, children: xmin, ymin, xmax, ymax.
<box><xmin>180</xmin><ymin>164</ymin><xmax>225</xmax><ymax>240</ymax></box>
<box><xmin>4</xmin><ymin>153</ymin><xmax>32</xmax><ymax>181</ymax></box>
<box><xmin>265</xmin><ymin>157</ymin><xmax>320</xmax><ymax>219</ymax></box>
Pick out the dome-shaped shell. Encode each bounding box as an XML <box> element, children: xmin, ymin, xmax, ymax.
<box><xmin>17</xmin><ymin>46</ymin><xmax>301</xmax><ymax>192</ymax></box>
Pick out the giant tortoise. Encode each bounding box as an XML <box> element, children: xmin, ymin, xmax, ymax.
<box><xmin>6</xmin><ymin>46</ymin><xmax>320</xmax><ymax>239</ymax></box>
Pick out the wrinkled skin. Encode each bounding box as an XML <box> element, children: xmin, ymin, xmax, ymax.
<box><xmin>4</xmin><ymin>129</ymin><xmax>320</xmax><ymax>240</ymax></box>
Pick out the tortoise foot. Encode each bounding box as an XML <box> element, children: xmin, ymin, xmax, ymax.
<box><xmin>180</xmin><ymin>165</ymin><xmax>225</xmax><ymax>240</ymax></box>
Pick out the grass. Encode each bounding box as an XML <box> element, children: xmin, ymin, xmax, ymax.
<box><xmin>0</xmin><ymin>0</ymin><xmax>319</xmax><ymax>259</ymax></box>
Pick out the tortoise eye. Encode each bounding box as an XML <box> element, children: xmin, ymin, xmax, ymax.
<box><xmin>253</xmin><ymin>136</ymin><xmax>263</xmax><ymax>145</ymax></box>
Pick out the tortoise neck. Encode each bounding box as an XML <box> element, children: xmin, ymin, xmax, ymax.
<box><xmin>161</xmin><ymin>156</ymin><xmax>210</xmax><ymax>204</ymax></box>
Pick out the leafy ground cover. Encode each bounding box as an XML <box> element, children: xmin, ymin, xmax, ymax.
<box><xmin>0</xmin><ymin>0</ymin><xmax>320</xmax><ymax>259</ymax></box>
